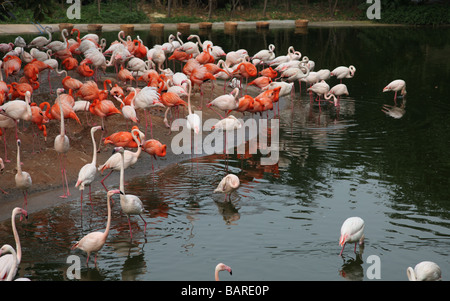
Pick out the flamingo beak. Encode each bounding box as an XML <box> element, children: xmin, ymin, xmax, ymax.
<box><xmin>339</xmin><ymin>234</ymin><xmax>347</xmax><ymax>246</ymax></box>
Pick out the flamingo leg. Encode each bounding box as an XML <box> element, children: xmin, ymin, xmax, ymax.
<box><xmin>128</xmin><ymin>216</ymin><xmax>133</xmax><ymax>241</ymax></box>
<box><xmin>139</xmin><ymin>214</ymin><xmax>147</xmax><ymax>235</ymax></box>
<box><xmin>339</xmin><ymin>243</ymin><xmax>346</xmax><ymax>256</ymax></box>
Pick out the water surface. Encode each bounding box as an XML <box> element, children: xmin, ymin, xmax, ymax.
<box><xmin>1</xmin><ymin>26</ymin><xmax>449</xmax><ymax>281</ymax></box>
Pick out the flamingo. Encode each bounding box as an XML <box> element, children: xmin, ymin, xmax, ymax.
<box><xmin>75</xmin><ymin>125</ymin><xmax>103</xmax><ymax>214</ymax></box>
<box><xmin>98</xmin><ymin>128</ymin><xmax>144</xmax><ymax>191</ymax></box>
<box><xmin>134</xmin><ymin>86</ymin><xmax>164</xmax><ymax>138</ymax></box>
<box><xmin>339</xmin><ymin>217</ymin><xmax>365</xmax><ymax>256</ymax></box>
<box><xmin>29</xmin><ymin>102</ymin><xmax>49</xmax><ymax>152</ymax></box>
<box><xmin>113</xmin><ymin>94</ymin><xmax>139</xmax><ymax>126</ymax></box>
<box><xmin>14</xmin><ymin>139</ymin><xmax>32</xmax><ymax>210</ymax></box>
<box><xmin>307</xmin><ymin>80</ymin><xmax>330</xmax><ymax>105</ymax></box>
<box><xmin>44</xmin><ymin>29</ymin><xmax>68</xmax><ymax>53</ymax></box>
<box><xmin>330</xmin><ymin>65</ymin><xmax>356</xmax><ymax>83</ymax></box>
<box><xmin>3</xmin><ymin>55</ymin><xmax>22</xmax><ymax>80</ymax></box>
<box><xmin>71</xmin><ymin>189</ymin><xmax>120</xmax><ymax>266</ymax></box>
<box><xmin>183</xmin><ymin>79</ymin><xmax>201</xmax><ymax>135</ymax></box>
<box><xmin>407</xmin><ymin>261</ymin><xmax>441</xmax><ymax>281</ymax></box>
<box><xmin>383</xmin><ymin>79</ymin><xmax>406</xmax><ymax>104</ymax></box>
<box><xmin>160</xmin><ymin>91</ymin><xmax>187</xmax><ymax>133</ymax></box>
<box><xmin>103</xmin><ymin>126</ymin><xmax>141</xmax><ymax>148</ymax></box>
<box><xmin>0</xmin><ymin>90</ymin><xmax>32</xmax><ymax>139</ymax></box>
<box><xmin>114</xmin><ymin>146</ymin><xmax>147</xmax><ymax>241</ymax></box>
<box><xmin>326</xmin><ymin>83</ymin><xmax>349</xmax><ymax>107</ymax></box>
<box><xmin>214</xmin><ymin>174</ymin><xmax>240</xmax><ymax>202</ymax></box>
<box><xmin>215</xmin><ymin>263</ymin><xmax>232</xmax><ymax>281</ymax></box>
<box><xmin>251</xmin><ymin>44</ymin><xmax>276</xmax><ymax>66</ymax></box>
<box><xmin>54</xmin><ymin>88</ymin><xmax>70</xmax><ymax>198</ymax></box>
<box><xmin>248</xmin><ymin>76</ymin><xmax>272</xmax><ymax>89</ymax></box>
<box><xmin>142</xmin><ymin>138</ymin><xmax>167</xmax><ymax>173</ymax></box>
<box><xmin>0</xmin><ymin>207</ymin><xmax>27</xmax><ymax>281</ymax></box>
<box><xmin>207</xmin><ymin>87</ymin><xmax>240</xmax><ymax>119</ymax></box>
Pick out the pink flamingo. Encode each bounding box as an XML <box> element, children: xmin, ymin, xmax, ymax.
<box><xmin>215</xmin><ymin>263</ymin><xmax>232</xmax><ymax>281</ymax></box>
<box><xmin>383</xmin><ymin>79</ymin><xmax>406</xmax><ymax>105</ymax></box>
<box><xmin>331</xmin><ymin>65</ymin><xmax>356</xmax><ymax>83</ymax></box>
<box><xmin>134</xmin><ymin>86</ymin><xmax>164</xmax><ymax>138</ymax></box>
<box><xmin>71</xmin><ymin>189</ymin><xmax>120</xmax><ymax>266</ymax></box>
<box><xmin>339</xmin><ymin>217</ymin><xmax>365</xmax><ymax>256</ymax></box>
<box><xmin>207</xmin><ymin>87</ymin><xmax>240</xmax><ymax>118</ymax></box>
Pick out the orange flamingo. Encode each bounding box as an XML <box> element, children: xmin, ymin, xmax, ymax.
<box><xmin>76</xmin><ymin>63</ymin><xmax>95</xmax><ymax>79</ymax></box>
<box><xmin>259</xmin><ymin>66</ymin><xmax>278</xmax><ymax>79</ymax></box>
<box><xmin>103</xmin><ymin>126</ymin><xmax>141</xmax><ymax>148</ymax></box>
<box><xmin>118</xmin><ymin>65</ymin><xmax>135</xmax><ymax>86</ymax></box>
<box><xmin>160</xmin><ymin>91</ymin><xmax>187</xmax><ymax>132</ymax></box>
<box><xmin>248</xmin><ymin>76</ymin><xmax>272</xmax><ymax>89</ymax></box>
<box><xmin>30</xmin><ymin>102</ymin><xmax>49</xmax><ymax>152</ymax></box>
<box><xmin>227</xmin><ymin>94</ymin><xmax>255</xmax><ymax>115</ymax></box>
<box><xmin>61</xmin><ymin>56</ymin><xmax>79</xmax><ymax>70</ymax></box>
<box><xmin>142</xmin><ymin>138</ymin><xmax>167</xmax><ymax>173</ymax></box>
<box><xmin>132</xmin><ymin>39</ymin><xmax>147</xmax><ymax>59</ymax></box>
<box><xmin>89</xmin><ymin>98</ymin><xmax>122</xmax><ymax>149</ymax></box>
<box><xmin>10</xmin><ymin>82</ymin><xmax>33</xmax><ymax>100</ymax></box>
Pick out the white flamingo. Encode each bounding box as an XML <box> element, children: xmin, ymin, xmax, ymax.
<box><xmin>331</xmin><ymin>65</ymin><xmax>356</xmax><ymax>82</ymax></box>
<box><xmin>71</xmin><ymin>189</ymin><xmax>120</xmax><ymax>266</ymax></box>
<box><xmin>0</xmin><ymin>207</ymin><xmax>27</xmax><ymax>281</ymax></box>
<box><xmin>383</xmin><ymin>79</ymin><xmax>406</xmax><ymax>103</ymax></box>
<box><xmin>0</xmin><ymin>244</ymin><xmax>30</xmax><ymax>281</ymax></box>
<box><xmin>214</xmin><ymin>173</ymin><xmax>240</xmax><ymax>201</ymax></box>
<box><xmin>114</xmin><ymin>146</ymin><xmax>147</xmax><ymax>240</ymax></box>
<box><xmin>407</xmin><ymin>261</ymin><xmax>441</xmax><ymax>281</ymax></box>
<box><xmin>0</xmin><ymin>90</ymin><xmax>32</xmax><ymax>139</ymax></box>
<box><xmin>54</xmin><ymin>88</ymin><xmax>70</xmax><ymax>198</ymax></box>
<box><xmin>75</xmin><ymin>125</ymin><xmax>103</xmax><ymax>214</ymax></box>
<box><xmin>27</xmin><ymin>26</ymin><xmax>52</xmax><ymax>49</ymax></box>
<box><xmin>207</xmin><ymin>87</ymin><xmax>240</xmax><ymax>118</ymax></box>
<box><xmin>339</xmin><ymin>217</ymin><xmax>365</xmax><ymax>256</ymax></box>
<box><xmin>15</xmin><ymin>139</ymin><xmax>32</xmax><ymax>210</ymax></box>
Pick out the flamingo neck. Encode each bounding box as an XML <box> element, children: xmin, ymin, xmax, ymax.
<box><xmin>11</xmin><ymin>209</ymin><xmax>22</xmax><ymax>264</ymax></box>
<box><xmin>103</xmin><ymin>193</ymin><xmax>112</xmax><ymax>239</ymax></box>
<box><xmin>91</xmin><ymin>129</ymin><xmax>98</xmax><ymax>164</ymax></box>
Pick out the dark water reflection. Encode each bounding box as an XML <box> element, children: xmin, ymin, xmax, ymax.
<box><xmin>1</xmin><ymin>26</ymin><xmax>450</xmax><ymax>281</ymax></box>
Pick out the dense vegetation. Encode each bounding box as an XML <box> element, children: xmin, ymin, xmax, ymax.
<box><xmin>0</xmin><ymin>0</ymin><xmax>448</xmax><ymax>25</ymax></box>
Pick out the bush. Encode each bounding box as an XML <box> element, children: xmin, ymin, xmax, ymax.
<box><xmin>377</xmin><ymin>3</ymin><xmax>450</xmax><ymax>25</ymax></box>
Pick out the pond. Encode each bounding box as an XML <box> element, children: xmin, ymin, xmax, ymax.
<box><xmin>1</xmin><ymin>25</ymin><xmax>449</xmax><ymax>282</ymax></box>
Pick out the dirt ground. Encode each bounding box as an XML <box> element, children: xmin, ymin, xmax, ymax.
<box><xmin>0</xmin><ymin>72</ymin><xmax>243</xmax><ymax>221</ymax></box>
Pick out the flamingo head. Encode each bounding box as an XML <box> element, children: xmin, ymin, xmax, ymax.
<box><xmin>339</xmin><ymin>234</ymin><xmax>348</xmax><ymax>246</ymax></box>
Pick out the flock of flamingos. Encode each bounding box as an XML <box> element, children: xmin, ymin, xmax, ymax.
<box><xmin>0</xmin><ymin>26</ymin><xmax>440</xmax><ymax>281</ymax></box>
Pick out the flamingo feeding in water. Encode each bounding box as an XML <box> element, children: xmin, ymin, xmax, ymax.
<box><xmin>214</xmin><ymin>173</ymin><xmax>240</xmax><ymax>202</ymax></box>
<box><xmin>339</xmin><ymin>217</ymin><xmax>365</xmax><ymax>256</ymax></box>
<box><xmin>71</xmin><ymin>189</ymin><xmax>120</xmax><ymax>266</ymax></box>
<box><xmin>407</xmin><ymin>261</ymin><xmax>441</xmax><ymax>281</ymax></box>
<box><xmin>383</xmin><ymin>79</ymin><xmax>406</xmax><ymax>104</ymax></box>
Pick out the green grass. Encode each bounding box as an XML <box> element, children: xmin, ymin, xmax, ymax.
<box><xmin>1</xmin><ymin>1</ymin><xmax>150</xmax><ymax>24</ymax></box>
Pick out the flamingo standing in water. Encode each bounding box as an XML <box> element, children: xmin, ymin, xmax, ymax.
<box><xmin>71</xmin><ymin>189</ymin><xmax>120</xmax><ymax>266</ymax></box>
<box><xmin>339</xmin><ymin>217</ymin><xmax>365</xmax><ymax>256</ymax></box>
<box><xmin>215</xmin><ymin>263</ymin><xmax>232</xmax><ymax>281</ymax></box>
<box><xmin>383</xmin><ymin>79</ymin><xmax>406</xmax><ymax>104</ymax></box>
<box><xmin>0</xmin><ymin>207</ymin><xmax>27</xmax><ymax>281</ymax></box>
<box><xmin>14</xmin><ymin>139</ymin><xmax>32</xmax><ymax>210</ymax></box>
<box><xmin>0</xmin><ymin>244</ymin><xmax>30</xmax><ymax>281</ymax></box>
<box><xmin>214</xmin><ymin>174</ymin><xmax>240</xmax><ymax>202</ymax></box>
<box><xmin>75</xmin><ymin>125</ymin><xmax>103</xmax><ymax>214</ymax></box>
<box><xmin>54</xmin><ymin>88</ymin><xmax>70</xmax><ymax>198</ymax></box>
<box><xmin>114</xmin><ymin>146</ymin><xmax>147</xmax><ymax>241</ymax></box>
<box><xmin>326</xmin><ymin>83</ymin><xmax>349</xmax><ymax>107</ymax></box>
<box><xmin>330</xmin><ymin>65</ymin><xmax>356</xmax><ymax>83</ymax></box>
<box><xmin>407</xmin><ymin>261</ymin><xmax>441</xmax><ymax>281</ymax></box>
